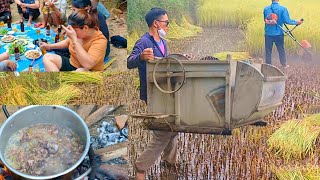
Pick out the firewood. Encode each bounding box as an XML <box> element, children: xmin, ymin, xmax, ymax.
<box><xmin>115</xmin><ymin>115</ymin><xmax>128</xmax><ymax>130</ymax></box>
<box><xmin>77</xmin><ymin>105</ymin><xmax>96</xmax><ymax>120</ymax></box>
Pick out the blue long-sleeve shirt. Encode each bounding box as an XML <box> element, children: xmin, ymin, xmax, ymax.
<box><xmin>127</xmin><ymin>33</ymin><xmax>168</xmax><ymax>102</ymax></box>
<box><xmin>264</xmin><ymin>2</ymin><xmax>298</xmax><ymax>36</ymax></box>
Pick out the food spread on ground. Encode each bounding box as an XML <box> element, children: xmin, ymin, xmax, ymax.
<box><xmin>14</xmin><ymin>39</ymin><xmax>28</xmax><ymax>46</ymax></box>
<box><xmin>25</xmin><ymin>50</ymin><xmax>41</xmax><ymax>59</ymax></box>
<box><xmin>4</xmin><ymin>124</ymin><xmax>84</xmax><ymax>176</ymax></box>
<box><xmin>0</xmin><ymin>29</ymin><xmax>8</xmax><ymax>36</ymax></box>
<box><xmin>1</xmin><ymin>35</ymin><xmax>15</xmax><ymax>43</ymax></box>
<box><xmin>7</xmin><ymin>43</ymin><xmax>26</xmax><ymax>55</ymax></box>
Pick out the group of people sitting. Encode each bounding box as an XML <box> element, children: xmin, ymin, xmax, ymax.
<box><xmin>0</xmin><ymin>0</ymin><xmax>111</xmax><ymax>72</ymax></box>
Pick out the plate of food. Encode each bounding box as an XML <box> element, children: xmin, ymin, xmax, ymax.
<box><xmin>14</xmin><ymin>39</ymin><xmax>28</xmax><ymax>46</ymax></box>
<box><xmin>1</xmin><ymin>35</ymin><xmax>15</xmax><ymax>43</ymax></box>
<box><xmin>25</xmin><ymin>50</ymin><xmax>42</xmax><ymax>60</ymax></box>
<box><xmin>0</xmin><ymin>29</ymin><xmax>8</xmax><ymax>36</ymax></box>
<box><xmin>6</xmin><ymin>43</ymin><xmax>26</xmax><ymax>55</ymax></box>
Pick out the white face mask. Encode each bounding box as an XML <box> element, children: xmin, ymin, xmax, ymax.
<box><xmin>158</xmin><ymin>28</ymin><xmax>166</xmax><ymax>38</ymax></box>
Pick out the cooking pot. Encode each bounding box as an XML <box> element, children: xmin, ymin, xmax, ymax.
<box><xmin>0</xmin><ymin>105</ymin><xmax>91</xmax><ymax>179</ymax></box>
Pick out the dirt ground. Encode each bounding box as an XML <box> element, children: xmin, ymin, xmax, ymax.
<box><xmin>9</xmin><ymin>3</ymin><xmax>128</xmax><ymax>72</ymax></box>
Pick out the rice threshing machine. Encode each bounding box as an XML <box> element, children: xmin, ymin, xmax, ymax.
<box><xmin>133</xmin><ymin>54</ymin><xmax>287</xmax><ymax>135</ymax></box>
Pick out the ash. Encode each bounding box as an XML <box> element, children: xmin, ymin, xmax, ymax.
<box><xmin>90</xmin><ymin>120</ymin><xmax>128</xmax><ymax>149</ymax></box>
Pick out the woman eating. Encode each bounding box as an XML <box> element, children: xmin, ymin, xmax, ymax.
<box><xmin>41</xmin><ymin>9</ymin><xmax>107</xmax><ymax>71</ymax></box>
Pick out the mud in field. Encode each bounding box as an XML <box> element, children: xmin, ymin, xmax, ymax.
<box><xmin>168</xmin><ymin>27</ymin><xmax>246</xmax><ymax>58</ymax></box>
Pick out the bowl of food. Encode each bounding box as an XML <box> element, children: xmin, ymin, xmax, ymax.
<box><xmin>7</xmin><ymin>31</ymin><xmax>15</xmax><ymax>35</ymax></box>
<box><xmin>1</xmin><ymin>35</ymin><xmax>15</xmax><ymax>43</ymax></box>
<box><xmin>14</xmin><ymin>39</ymin><xmax>28</xmax><ymax>46</ymax></box>
<box><xmin>27</xmin><ymin>43</ymin><xmax>35</xmax><ymax>49</ymax></box>
<box><xmin>0</xmin><ymin>105</ymin><xmax>90</xmax><ymax>179</ymax></box>
<box><xmin>25</xmin><ymin>49</ymin><xmax>42</xmax><ymax>59</ymax></box>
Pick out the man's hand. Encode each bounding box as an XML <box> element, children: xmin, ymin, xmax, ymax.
<box><xmin>297</xmin><ymin>20</ymin><xmax>303</xmax><ymax>25</ymax></box>
<box><xmin>22</xmin><ymin>7</ymin><xmax>27</xmax><ymax>13</ymax></box>
<box><xmin>140</xmin><ymin>48</ymin><xmax>154</xmax><ymax>61</ymax></box>
<box><xmin>3</xmin><ymin>60</ymin><xmax>17</xmax><ymax>71</ymax></box>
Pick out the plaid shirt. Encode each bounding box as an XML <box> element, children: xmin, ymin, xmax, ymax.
<box><xmin>0</xmin><ymin>0</ymin><xmax>10</xmax><ymax>13</ymax></box>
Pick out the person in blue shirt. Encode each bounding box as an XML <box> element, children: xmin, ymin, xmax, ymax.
<box><xmin>263</xmin><ymin>0</ymin><xmax>303</xmax><ymax>68</ymax></box>
<box><xmin>90</xmin><ymin>0</ymin><xmax>110</xmax><ymax>19</ymax></box>
<box><xmin>128</xmin><ymin>8</ymin><xmax>178</xmax><ymax>180</ymax></box>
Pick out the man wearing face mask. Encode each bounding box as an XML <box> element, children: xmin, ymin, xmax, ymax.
<box><xmin>128</xmin><ymin>7</ymin><xmax>168</xmax><ymax>102</ymax></box>
<box><xmin>127</xmin><ymin>8</ymin><xmax>178</xmax><ymax>180</ymax></box>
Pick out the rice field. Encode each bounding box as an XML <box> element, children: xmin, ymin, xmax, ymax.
<box><xmin>127</xmin><ymin>61</ymin><xmax>320</xmax><ymax>179</ymax></box>
<box><xmin>197</xmin><ymin>0</ymin><xmax>320</xmax><ymax>56</ymax></box>
<box><xmin>128</xmin><ymin>0</ymin><xmax>320</xmax><ymax>57</ymax></box>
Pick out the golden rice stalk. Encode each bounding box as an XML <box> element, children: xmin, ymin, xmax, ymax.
<box><xmin>213</xmin><ymin>51</ymin><xmax>251</xmax><ymax>61</ymax></box>
<box><xmin>167</xmin><ymin>19</ymin><xmax>198</xmax><ymax>40</ymax></box>
<box><xmin>39</xmin><ymin>84</ymin><xmax>80</xmax><ymax>105</ymax></box>
<box><xmin>304</xmin><ymin>113</ymin><xmax>320</xmax><ymax>126</ymax></box>
<box><xmin>2</xmin><ymin>85</ymin><xmax>29</xmax><ymax>105</ymax></box>
<box><xmin>16</xmin><ymin>73</ymin><xmax>46</xmax><ymax>93</ymax></box>
<box><xmin>272</xmin><ymin>165</ymin><xmax>320</xmax><ymax>180</ymax></box>
<box><xmin>267</xmin><ymin>115</ymin><xmax>320</xmax><ymax>161</ymax></box>
<box><xmin>180</xmin><ymin>16</ymin><xmax>202</xmax><ymax>33</ymax></box>
<box><xmin>60</xmin><ymin>72</ymin><xmax>103</xmax><ymax>84</ymax></box>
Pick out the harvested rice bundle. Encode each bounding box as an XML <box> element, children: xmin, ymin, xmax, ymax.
<box><xmin>267</xmin><ymin>116</ymin><xmax>320</xmax><ymax>160</ymax></box>
<box><xmin>180</xmin><ymin>16</ymin><xmax>202</xmax><ymax>33</ymax></box>
<box><xmin>39</xmin><ymin>84</ymin><xmax>81</xmax><ymax>105</ymax></box>
<box><xmin>167</xmin><ymin>19</ymin><xmax>198</xmax><ymax>40</ymax></box>
<box><xmin>272</xmin><ymin>165</ymin><xmax>320</xmax><ymax>180</ymax></box>
<box><xmin>304</xmin><ymin>114</ymin><xmax>320</xmax><ymax>126</ymax></box>
<box><xmin>213</xmin><ymin>51</ymin><xmax>251</xmax><ymax>61</ymax></box>
<box><xmin>16</xmin><ymin>73</ymin><xmax>46</xmax><ymax>93</ymax></box>
<box><xmin>60</xmin><ymin>72</ymin><xmax>103</xmax><ymax>84</ymax></box>
<box><xmin>2</xmin><ymin>85</ymin><xmax>30</xmax><ymax>105</ymax></box>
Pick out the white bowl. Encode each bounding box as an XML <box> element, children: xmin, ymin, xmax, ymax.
<box><xmin>27</xmin><ymin>44</ymin><xmax>35</xmax><ymax>49</ymax></box>
<box><xmin>7</xmin><ymin>31</ymin><xmax>15</xmax><ymax>35</ymax></box>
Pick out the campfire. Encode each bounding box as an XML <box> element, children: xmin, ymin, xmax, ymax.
<box><xmin>0</xmin><ymin>162</ymin><xmax>12</xmax><ymax>180</ymax></box>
